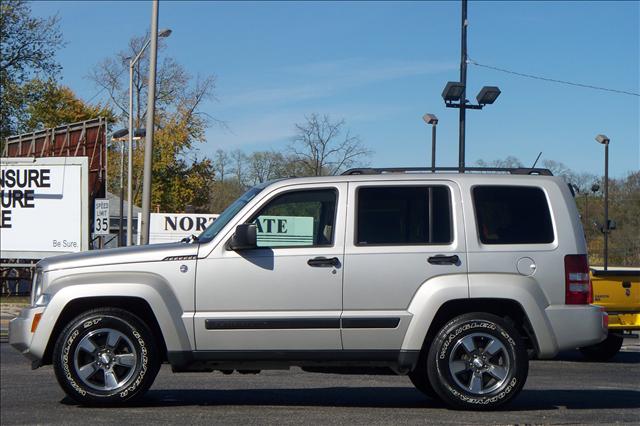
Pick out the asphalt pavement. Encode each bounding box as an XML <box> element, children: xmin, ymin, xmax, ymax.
<box><xmin>1</xmin><ymin>341</ymin><xmax>638</xmax><ymax>425</ymax></box>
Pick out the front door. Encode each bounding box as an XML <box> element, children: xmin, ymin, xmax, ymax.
<box><xmin>194</xmin><ymin>183</ymin><xmax>347</xmax><ymax>351</ymax></box>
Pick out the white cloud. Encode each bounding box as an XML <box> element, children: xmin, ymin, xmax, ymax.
<box><xmin>222</xmin><ymin>58</ymin><xmax>456</xmax><ymax>108</ymax></box>
<box><xmin>205</xmin><ymin>103</ymin><xmax>411</xmax><ymax>151</ymax></box>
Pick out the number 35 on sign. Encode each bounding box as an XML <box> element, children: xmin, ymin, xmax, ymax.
<box><xmin>94</xmin><ymin>199</ymin><xmax>110</xmax><ymax>235</ymax></box>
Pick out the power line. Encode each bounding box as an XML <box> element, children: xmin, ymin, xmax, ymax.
<box><xmin>467</xmin><ymin>58</ymin><xmax>639</xmax><ymax>97</ymax></box>
<box><xmin>86</xmin><ymin>86</ymin><xmax>107</xmax><ymax>104</ymax></box>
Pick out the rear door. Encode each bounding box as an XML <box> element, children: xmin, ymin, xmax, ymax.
<box><xmin>341</xmin><ymin>180</ymin><xmax>467</xmax><ymax>350</ymax></box>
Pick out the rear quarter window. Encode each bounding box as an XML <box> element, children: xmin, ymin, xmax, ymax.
<box><xmin>473</xmin><ymin>185</ymin><xmax>554</xmax><ymax>244</ymax></box>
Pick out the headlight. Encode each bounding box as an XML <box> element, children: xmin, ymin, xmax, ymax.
<box><xmin>30</xmin><ymin>270</ymin><xmax>43</xmax><ymax>306</ymax></box>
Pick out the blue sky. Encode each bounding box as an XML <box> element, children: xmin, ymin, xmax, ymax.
<box><xmin>31</xmin><ymin>1</ymin><xmax>639</xmax><ymax>178</ymax></box>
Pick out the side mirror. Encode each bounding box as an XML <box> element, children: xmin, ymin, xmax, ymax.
<box><xmin>228</xmin><ymin>224</ymin><xmax>257</xmax><ymax>250</ymax></box>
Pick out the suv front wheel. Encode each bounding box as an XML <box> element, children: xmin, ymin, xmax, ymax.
<box><xmin>426</xmin><ymin>313</ymin><xmax>529</xmax><ymax>410</ymax></box>
<box><xmin>53</xmin><ymin>307</ymin><xmax>161</xmax><ymax>405</ymax></box>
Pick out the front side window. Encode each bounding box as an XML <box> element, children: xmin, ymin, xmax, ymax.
<box><xmin>356</xmin><ymin>186</ymin><xmax>452</xmax><ymax>245</ymax></box>
<box><xmin>473</xmin><ymin>185</ymin><xmax>554</xmax><ymax>244</ymax></box>
<box><xmin>252</xmin><ymin>189</ymin><xmax>337</xmax><ymax>248</ymax></box>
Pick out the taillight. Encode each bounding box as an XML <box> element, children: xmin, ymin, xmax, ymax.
<box><xmin>565</xmin><ymin>254</ymin><xmax>591</xmax><ymax>304</ymax></box>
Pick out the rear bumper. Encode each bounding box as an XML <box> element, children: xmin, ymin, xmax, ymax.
<box><xmin>8</xmin><ymin>306</ymin><xmax>44</xmax><ymax>363</ymax></box>
<box><xmin>544</xmin><ymin>304</ymin><xmax>607</xmax><ymax>355</ymax></box>
<box><xmin>607</xmin><ymin>312</ymin><xmax>640</xmax><ymax>331</ymax></box>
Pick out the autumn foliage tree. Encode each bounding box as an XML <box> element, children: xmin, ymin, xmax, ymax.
<box><xmin>0</xmin><ymin>0</ymin><xmax>64</xmax><ymax>145</ymax></box>
<box><xmin>90</xmin><ymin>35</ymin><xmax>218</xmax><ymax>212</ymax></box>
<box><xmin>23</xmin><ymin>80</ymin><xmax>114</xmax><ymax>130</ymax></box>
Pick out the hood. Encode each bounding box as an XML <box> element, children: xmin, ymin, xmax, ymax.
<box><xmin>37</xmin><ymin>242</ymin><xmax>199</xmax><ymax>272</ymax></box>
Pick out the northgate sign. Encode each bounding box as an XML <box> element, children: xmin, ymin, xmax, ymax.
<box><xmin>138</xmin><ymin>213</ymin><xmax>219</xmax><ymax>244</ymax></box>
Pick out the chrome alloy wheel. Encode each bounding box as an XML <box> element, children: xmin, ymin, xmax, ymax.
<box><xmin>73</xmin><ymin>328</ymin><xmax>138</xmax><ymax>392</ymax></box>
<box><xmin>448</xmin><ymin>332</ymin><xmax>511</xmax><ymax>395</ymax></box>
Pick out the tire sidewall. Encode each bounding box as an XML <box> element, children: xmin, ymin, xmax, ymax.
<box><xmin>53</xmin><ymin>310</ymin><xmax>157</xmax><ymax>404</ymax></box>
<box><xmin>428</xmin><ymin>314</ymin><xmax>528</xmax><ymax>409</ymax></box>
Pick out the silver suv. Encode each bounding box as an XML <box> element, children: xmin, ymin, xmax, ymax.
<box><xmin>10</xmin><ymin>167</ymin><xmax>607</xmax><ymax>410</ymax></box>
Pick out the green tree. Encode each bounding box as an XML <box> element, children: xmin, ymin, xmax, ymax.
<box><xmin>0</xmin><ymin>0</ymin><xmax>64</xmax><ymax>143</ymax></box>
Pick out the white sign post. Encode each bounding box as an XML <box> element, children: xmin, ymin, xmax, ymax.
<box><xmin>94</xmin><ymin>199</ymin><xmax>110</xmax><ymax>235</ymax></box>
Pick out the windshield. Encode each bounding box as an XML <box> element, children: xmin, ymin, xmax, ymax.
<box><xmin>197</xmin><ymin>185</ymin><xmax>265</xmax><ymax>243</ymax></box>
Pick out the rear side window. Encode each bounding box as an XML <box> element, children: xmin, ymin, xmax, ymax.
<box><xmin>473</xmin><ymin>186</ymin><xmax>554</xmax><ymax>244</ymax></box>
<box><xmin>356</xmin><ymin>186</ymin><xmax>452</xmax><ymax>245</ymax></box>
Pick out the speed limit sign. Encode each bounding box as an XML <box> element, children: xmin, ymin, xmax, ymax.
<box><xmin>94</xmin><ymin>198</ymin><xmax>110</xmax><ymax>235</ymax></box>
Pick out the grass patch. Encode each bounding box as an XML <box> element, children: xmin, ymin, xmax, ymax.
<box><xmin>0</xmin><ymin>296</ymin><xmax>30</xmax><ymax>305</ymax></box>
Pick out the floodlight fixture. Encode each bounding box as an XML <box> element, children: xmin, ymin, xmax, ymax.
<box><xmin>112</xmin><ymin>128</ymin><xmax>129</xmax><ymax>140</ymax></box>
<box><xmin>442</xmin><ymin>81</ymin><xmax>465</xmax><ymax>102</ymax></box>
<box><xmin>423</xmin><ymin>113</ymin><xmax>438</xmax><ymax>125</ymax></box>
<box><xmin>111</xmin><ymin>128</ymin><xmax>146</xmax><ymax>141</ymax></box>
<box><xmin>476</xmin><ymin>86</ymin><xmax>501</xmax><ymax>105</ymax></box>
<box><xmin>595</xmin><ymin>134</ymin><xmax>610</xmax><ymax>145</ymax></box>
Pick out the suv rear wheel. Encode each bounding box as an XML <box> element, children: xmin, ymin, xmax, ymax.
<box><xmin>426</xmin><ymin>313</ymin><xmax>528</xmax><ymax>410</ymax></box>
<box><xmin>579</xmin><ymin>333</ymin><xmax>623</xmax><ymax>361</ymax></box>
<box><xmin>53</xmin><ymin>307</ymin><xmax>160</xmax><ymax>405</ymax></box>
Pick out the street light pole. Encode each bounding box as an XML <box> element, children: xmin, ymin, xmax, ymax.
<box><xmin>423</xmin><ymin>114</ymin><xmax>438</xmax><ymax>171</ymax></box>
<box><xmin>432</xmin><ymin>124</ymin><xmax>437</xmax><ymax>171</ymax></box>
<box><xmin>126</xmin><ymin>28</ymin><xmax>171</xmax><ymax>246</ymax></box>
<box><xmin>595</xmin><ymin>134</ymin><xmax>610</xmax><ymax>270</ymax></box>
<box><xmin>458</xmin><ymin>0</ymin><xmax>468</xmax><ymax>172</ymax></box>
<box><xmin>603</xmin><ymin>140</ymin><xmax>609</xmax><ymax>270</ymax></box>
<box><xmin>127</xmin><ymin>62</ymin><xmax>134</xmax><ymax>245</ymax></box>
<box><xmin>119</xmin><ymin>141</ymin><xmax>125</xmax><ymax>246</ymax></box>
<box><xmin>140</xmin><ymin>0</ymin><xmax>160</xmax><ymax>245</ymax></box>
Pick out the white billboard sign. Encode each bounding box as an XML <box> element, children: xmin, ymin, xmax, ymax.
<box><xmin>1</xmin><ymin>157</ymin><xmax>89</xmax><ymax>259</ymax></box>
<box><xmin>94</xmin><ymin>198</ymin><xmax>110</xmax><ymax>235</ymax></box>
<box><xmin>137</xmin><ymin>212</ymin><xmax>219</xmax><ymax>244</ymax></box>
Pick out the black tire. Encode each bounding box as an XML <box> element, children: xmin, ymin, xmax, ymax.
<box><xmin>408</xmin><ymin>351</ymin><xmax>439</xmax><ymax>399</ymax></box>
<box><xmin>53</xmin><ymin>307</ymin><xmax>161</xmax><ymax>405</ymax></box>
<box><xmin>579</xmin><ymin>333</ymin><xmax>623</xmax><ymax>362</ymax></box>
<box><xmin>426</xmin><ymin>313</ymin><xmax>529</xmax><ymax>410</ymax></box>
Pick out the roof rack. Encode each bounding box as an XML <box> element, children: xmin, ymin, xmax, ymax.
<box><xmin>341</xmin><ymin>167</ymin><xmax>553</xmax><ymax>176</ymax></box>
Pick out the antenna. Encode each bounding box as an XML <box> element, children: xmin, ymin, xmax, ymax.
<box><xmin>531</xmin><ymin>151</ymin><xmax>542</xmax><ymax>168</ymax></box>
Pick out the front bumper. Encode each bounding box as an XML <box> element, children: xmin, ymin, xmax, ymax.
<box><xmin>545</xmin><ymin>304</ymin><xmax>608</xmax><ymax>354</ymax></box>
<box><xmin>8</xmin><ymin>305</ymin><xmax>45</xmax><ymax>363</ymax></box>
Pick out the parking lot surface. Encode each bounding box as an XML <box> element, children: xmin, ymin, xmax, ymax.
<box><xmin>1</xmin><ymin>341</ymin><xmax>638</xmax><ymax>425</ymax></box>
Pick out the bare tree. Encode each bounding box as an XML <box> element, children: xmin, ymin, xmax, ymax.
<box><xmin>289</xmin><ymin>113</ymin><xmax>372</xmax><ymax>176</ymax></box>
<box><xmin>475</xmin><ymin>156</ymin><xmax>524</xmax><ymax>168</ymax></box>
<box><xmin>213</xmin><ymin>149</ymin><xmax>230</xmax><ymax>181</ymax></box>
<box><xmin>230</xmin><ymin>149</ymin><xmax>248</xmax><ymax>185</ymax></box>
<box><xmin>248</xmin><ymin>151</ymin><xmax>286</xmax><ymax>184</ymax></box>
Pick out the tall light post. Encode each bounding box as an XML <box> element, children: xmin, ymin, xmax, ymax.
<box><xmin>595</xmin><ymin>134</ymin><xmax>610</xmax><ymax>270</ymax></box>
<box><xmin>140</xmin><ymin>0</ymin><xmax>161</xmax><ymax>245</ymax></box>
<box><xmin>459</xmin><ymin>0</ymin><xmax>468</xmax><ymax>172</ymax></box>
<box><xmin>442</xmin><ymin>0</ymin><xmax>501</xmax><ymax>172</ymax></box>
<box><xmin>111</xmin><ymin>129</ymin><xmax>128</xmax><ymax>246</ymax></box>
<box><xmin>127</xmin><ymin>27</ymin><xmax>171</xmax><ymax>245</ymax></box>
<box><xmin>422</xmin><ymin>114</ymin><xmax>438</xmax><ymax>171</ymax></box>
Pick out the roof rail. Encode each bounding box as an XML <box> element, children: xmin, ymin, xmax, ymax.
<box><xmin>341</xmin><ymin>167</ymin><xmax>553</xmax><ymax>176</ymax></box>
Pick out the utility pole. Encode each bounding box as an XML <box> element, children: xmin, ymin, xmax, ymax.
<box><xmin>458</xmin><ymin>0</ymin><xmax>468</xmax><ymax>172</ymax></box>
<box><xmin>140</xmin><ymin>0</ymin><xmax>159</xmax><ymax>245</ymax></box>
